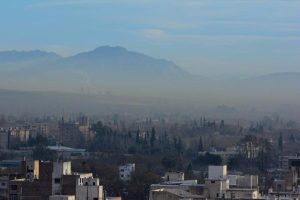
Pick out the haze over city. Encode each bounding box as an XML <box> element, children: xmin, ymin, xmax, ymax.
<box><xmin>2</xmin><ymin>1</ymin><xmax>300</xmax><ymax>200</ymax></box>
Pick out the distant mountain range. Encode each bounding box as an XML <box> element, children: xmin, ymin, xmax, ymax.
<box><xmin>0</xmin><ymin>46</ymin><xmax>300</xmax><ymax>115</ymax></box>
<box><xmin>0</xmin><ymin>46</ymin><xmax>204</xmax><ymax>96</ymax></box>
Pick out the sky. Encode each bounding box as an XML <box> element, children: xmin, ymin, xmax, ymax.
<box><xmin>0</xmin><ymin>0</ymin><xmax>299</xmax><ymax>78</ymax></box>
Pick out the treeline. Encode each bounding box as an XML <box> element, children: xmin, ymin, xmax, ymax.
<box><xmin>88</xmin><ymin>121</ymin><xmax>185</xmax><ymax>156</ymax></box>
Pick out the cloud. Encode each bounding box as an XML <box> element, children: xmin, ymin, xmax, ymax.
<box><xmin>140</xmin><ymin>29</ymin><xmax>166</xmax><ymax>39</ymax></box>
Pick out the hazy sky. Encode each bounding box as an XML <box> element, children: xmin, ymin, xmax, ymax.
<box><xmin>1</xmin><ymin>0</ymin><xmax>299</xmax><ymax>78</ymax></box>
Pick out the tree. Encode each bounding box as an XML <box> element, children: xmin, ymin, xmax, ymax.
<box><xmin>220</xmin><ymin>120</ymin><xmax>225</xmax><ymax>129</ymax></box>
<box><xmin>278</xmin><ymin>133</ymin><xmax>283</xmax><ymax>152</ymax></box>
<box><xmin>135</xmin><ymin>129</ymin><xmax>140</xmax><ymax>144</ymax></box>
<box><xmin>193</xmin><ymin>152</ymin><xmax>222</xmax><ymax>166</ymax></box>
<box><xmin>150</xmin><ymin>127</ymin><xmax>156</xmax><ymax>148</ymax></box>
<box><xmin>198</xmin><ymin>137</ymin><xmax>204</xmax><ymax>152</ymax></box>
<box><xmin>185</xmin><ymin>163</ymin><xmax>194</xmax><ymax>179</ymax></box>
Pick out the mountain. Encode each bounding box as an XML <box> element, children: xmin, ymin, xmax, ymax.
<box><xmin>0</xmin><ymin>46</ymin><xmax>300</xmax><ymax>113</ymax></box>
<box><xmin>0</xmin><ymin>46</ymin><xmax>204</xmax><ymax>96</ymax></box>
<box><xmin>0</xmin><ymin>50</ymin><xmax>60</xmax><ymax>63</ymax></box>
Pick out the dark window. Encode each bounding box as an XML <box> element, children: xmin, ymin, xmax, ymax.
<box><xmin>93</xmin><ymin>182</ymin><xmax>95</xmax><ymax>186</ymax></box>
<box><xmin>54</xmin><ymin>178</ymin><xmax>61</xmax><ymax>184</ymax></box>
<box><xmin>85</xmin><ymin>182</ymin><xmax>88</xmax><ymax>186</ymax></box>
<box><xmin>10</xmin><ymin>185</ymin><xmax>17</xmax><ymax>190</ymax></box>
<box><xmin>10</xmin><ymin>194</ymin><xmax>18</xmax><ymax>200</ymax></box>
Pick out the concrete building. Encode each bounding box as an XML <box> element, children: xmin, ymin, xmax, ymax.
<box><xmin>48</xmin><ymin>145</ymin><xmax>86</xmax><ymax>160</ymax></box>
<box><xmin>151</xmin><ymin>188</ymin><xmax>206</xmax><ymax>200</ymax></box>
<box><xmin>106</xmin><ymin>197</ymin><xmax>122</xmax><ymax>200</ymax></box>
<box><xmin>61</xmin><ymin>173</ymin><xmax>93</xmax><ymax>196</ymax></box>
<box><xmin>58</xmin><ymin>116</ymin><xmax>92</xmax><ymax>148</ymax></box>
<box><xmin>52</xmin><ymin>161</ymin><xmax>72</xmax><ymax>195</ymax></box>
<box><xmin>204</xmin><ymin>165</ymin><xmax>260</xmax><ymax>200</ymax></box>
<box><xmin>204</xmin><ymin>178</ymin><xmax>229</xmax><ymax>199</ymax></box>
<box><xmin>208</xmin><ymin>165</ymin><xmax>227</xmax><ymax>180</ymax></box>
<box><xmin>0</xmin><ymin>130</ymin><xmax>9</xmax><ymax>149</ymax></box>
<box><xmin>50</xmin><ymin>195</ymin><xmax>76</xmax><ymax>200</ymax></box>
<box><xmin>164</xmin><ymin>172</ymin><xmax>184</xmax><ymax>182</ymax></box>
<box><xmin>150</xmin><ymin>172</ymin><xmax>205</xmax><ymax>200</ymax></box>
<box><xmin>228</xmin><ymin>175</ymin><xmax>258</xmax><ymax>188</ymax></box>
<box><xmin>59</xmin><ymin>118</ymin><xmax>83</xmax><ymax>147</ymax></box>
<box><xmin>225</xmin><ymin>188</ymin><xmax>259</xmax><ymax>199</ymax></box>
<box><xmin>119</xmin><ymin>163</ymin><xmax>135</xmax><ymax>181</ymax></box>
<box><xmin>76</xmin><ymin>177</ymin><xmax>103</xmax><ymax>200</ymax></box>
<box><xmin>24</xmin><ymin>160</ymin><xmax>39</xmax><ymax>181</ymax></box>
<box><xmin>0</xmin><ymin>176</ymin><xmax>9</xmax><ymax>200</ymax></box>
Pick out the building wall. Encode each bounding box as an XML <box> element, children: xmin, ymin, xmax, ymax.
<box><xmin>151</xmin><ymin>191</ymin><xmax>181</xmax><ymax>200</ymax></box>
<box><xmin>119</xmin><ymin>164</ymin><xmax>135</xmax><ymax>181</ymax></box>
<box><xmin>164</xmin><ymin>172</ymin><xmax>184</xmax><ymax>182</ymax></box>
<box><xmin>52</xmin><ymin>162</ymin><xmax>72</xmax><ymax>195</ymax></box>
<box><xmin>62</xmin><ymin>173</ymin><xmax>93</xmax><ymax>196</ymax></box>
<box><xmin>208</xmin><ymin>165</ymin><xmax>227</xmax><ymax>180</ymax></box>
<box><xmin>0</xmin><ymin>131</ymin><xmax>9</xmax><ymax>149</ymax></box>
<box><xmin>204</xmin><ymin>179</ymin><xmax>229</xmax><ymax>199</ymax></box>
<box><xmin>0</xmin><ymin>176</ymin><xmax>9</xmax><ymax>200</ymax></box>
<box><xmin>25</xmin><ymin>160</ymin><xmax>39</xmax><ymax>180</ymax></box>
<box><xmin>49</xmin><ymin>195</ymin><xmax>76</xmax><ymax>200</ymax></box>
<box><xmin>225</xmin><ymin>189</ymin><xmax>259</xmax><ymax>199</ymax></box>
<box><xmin>75</xmin><ymin>177</ymin><xmax>103</xmax><ymax>200</ymax></box>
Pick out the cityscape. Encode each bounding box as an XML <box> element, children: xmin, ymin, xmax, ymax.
<box><xmin>1</xmin><ymin>0</ymin><xmax>300</xmax><ymax>200</ymax></box>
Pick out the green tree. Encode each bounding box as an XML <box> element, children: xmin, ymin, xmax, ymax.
<box><xmin>150</xmin><ymin>127</ymin><xmax>156</xmax><ymax>148</ymax></box>
<box><xmin>198</xmin><ymin>137</ymin><xmax>203</xmax><ymax>152</ymax></box>
<box><xmin>278</xmin><ymin>133</ymin><xmax>283</xmax><ymax>152</ymax></box>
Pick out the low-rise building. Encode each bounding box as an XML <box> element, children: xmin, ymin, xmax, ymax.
<box><xmin>0</xmin><ymin>176</ymin><xmax>9</xmax><ymax>200</ymax></box>
<box><xmin>204</xmin><ymin>165</ymin><xmax>261</xmax><ymax>200</ymax></box>
<box><xmin>76</xmin><ymin>177</ymin><xmax>103</xmax><ymax>200</ymax></box>
<box><xmin>49</xmin><ymin>195</ymin><xmax>75</xmax><ymax>200</ymax></box>
<box><xmin>150</xmin><ymin>172</ymin><xmax>205</xmax><ymax>200</ymax></box>
<box><xmin>0</xmin><ymin>130</ymin><xmax>9</xmax><ymax>150</ymax></box>
<box><xmin>119</xmin><ymin>163</ymin><xmax>135</xmax><ymax>181</ymax></box>
<box><xmin>164</xmin><ymin>171</ymin><xmax>184</xmax><ymax>182</ymax></box>
<box><xmin>48</xmin><ymin>145</ymin><xmax>86</xmax><ymax>160</ymax></box>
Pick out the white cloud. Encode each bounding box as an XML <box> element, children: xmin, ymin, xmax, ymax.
<box><xmin>140</xmin><ymin>29</ymin><xmax>166</xmax><ymax>39</ymax></box>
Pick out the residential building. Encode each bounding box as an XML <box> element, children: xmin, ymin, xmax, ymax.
<box><xmin>204</xmin><ymin>165</ymin><xmax>261</xmax><ymax>200</ymax></box>
<box><xmin>76</xmin><ymin>177</ymin><xmax>103</xmax><ymax>200</ymax></box>
<box><xmin>0</xmin><ymin>130</ymin><xmax>9</xmax><ymax>149</ymax></box>
<box><xmin>164</xmin><ymin>171</ymin><xmax>184</xmax><ymax>182</ymax></box>
<box><xmin>48</xmin><ymin>145</ymin><xmax>86</xmax><ymax>160</ymax></box>
<box><xmin>0</xmin><ymin>176</ymin><xmax>9</xmax><ymax>200</ymax></box>
<box><xmin>52</xmin><ymin>161</ymin><xmax>72</xmax><ymax>195</ymax></box>
<box><xmin>49</xmin><ymin>195</ymin><xmax>75</xmax><ymax>200</ymax></box>
<box><xmin>149</xmin><ymin>172</ymin><xmax>206</xmax><ymax>200</ymax></box>
<box><xmin>119</xmin><ymin>163</ymin><xmax>135</xmax><ymax>181</ymax></box>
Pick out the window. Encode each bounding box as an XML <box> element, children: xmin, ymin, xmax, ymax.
<box><xmin>10</xmin><ymin>185</ymin><xmax>17</xmax><ymax>190</ymax></box>
<box><xmin>10</xmin><ymin>194</ymin><xmax>18</xmax><ymax>200</ymax></box>
<box><xmin>1</xmin><ymin>182</ymin><xmax>6</xmax><ymax>186</ymax></box>
<box><xmin>85</xmin><ymin>182</ymin><xmax>88</xmax><ymax>186</ymax></box>
<box><xmin>54</xmin><ymin>178</ymin><xmax>61</xmax><ymax>184</ymax></box>
<box><xmin>93</xmin><ymin>182</ymin><xmax>95</xmax><ymax>186</ymax></box>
